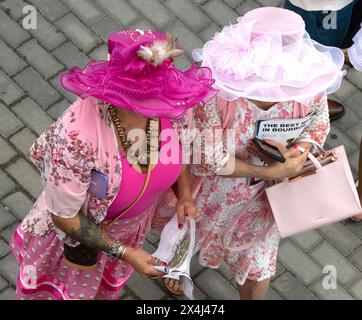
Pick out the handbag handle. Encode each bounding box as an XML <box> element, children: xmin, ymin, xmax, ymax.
<box><xmin>295</xmin><ymin>137</ymin><xmax>326</xmax><ymax>155</ymax></box>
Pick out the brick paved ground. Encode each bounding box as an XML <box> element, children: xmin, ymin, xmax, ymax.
<box><xmin>0</xmin><ymin>0</ymin><xmax>361</xmax><ymax>300</ymax></box>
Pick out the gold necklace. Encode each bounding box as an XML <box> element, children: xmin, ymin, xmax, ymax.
<box><xmin>109</xmin><ymin>105</ymin><xmax>155</xmax><ymax>171</ymax></box>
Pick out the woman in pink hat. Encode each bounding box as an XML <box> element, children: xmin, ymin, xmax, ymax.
<box><xmin>9</xmin><ymin>29</ymin><xmax>216</xmax><ymax>300</ymax></box>
<box><xmin>155</xmin><ymin>7</ymin><xmax>345</xmax><ymax>299</ymax></box>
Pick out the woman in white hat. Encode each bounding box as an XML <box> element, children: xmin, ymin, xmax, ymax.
<box><xmin>154</xmin><ymin>7</ymin><xmax>345</xmax><ymax>299</ymax></box>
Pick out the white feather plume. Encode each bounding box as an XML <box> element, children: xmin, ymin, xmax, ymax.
<box><xmin>138</xmin><ymin>34</ymin><xmax>184</xmax><ymax>66</ymax></box>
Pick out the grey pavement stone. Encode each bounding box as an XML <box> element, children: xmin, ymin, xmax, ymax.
<box><xmin>18</xmin><ymin>39</ymin><xmax>64</xmax><ymax>79</ymax></box>
<box><xmin>190</xmin><ymin>254</ymin><xmax>206</xmax><ymax>277</ymax></box>
<box><xmin>319</xmin><ymin>223</ymin><xmax>361</xmax><ymax>256</ymax></box>
<box><xmin>0</xmin><ymin>170</ymin><xmax>16</xmax><ymax>200</ymax></box>
<box><xmin>14</xmin><ymin>67</ymin><xmax>61</xmax><ymax>109</ymax></box>
<box><xmin>0</xmin><ymin>102</ymin><xmax>23</xmax><ymax>138</ymax></box>
<box><xmin>348</xmin><ymin>148</ymin><xmax>360</xmax><ymax>176</ymax></box>
<box><xmin>265</xmin><ymin>287</ymin><xmax>283</xmax><ymax>300</ymax></box>
<box><xmin>173</xmin><ymin>55</ymin><xmax>192</xmax><ymax>71</ymax></box>
<box><xmin>52</xmin><ymin>41</ymin><xmax>91</xmax><ymax>70</ymax></box>
<box><xmin>349</xmin><ymin>246</ymin><xmax>362</xmax><ymax>271</ymax></box>
<box><xmin>347</xmin><ymin>68</ymin><xmax>362</xmax><ymax>91</ymax></box>
<box><xmin>0</xmin><ymin>275</ymin><xmax>9</xmax><ymax>292</ymax></box>
<box><xmin>0</xmin><ymin>253</ymin><xmax>19</xmax><ymax>286</ymax></box>
<box><xmin>349</xmin><ymin>278</ymin><xmax>362</xmax><ymax>299</ymax></box>
<box><xmin>0</xmin><ymin>38</ymin><xmax>27</xmax><ymax>77</ymax></box>
<box><xmin>89</xmin><ymin>44</ymin><xmax>108</xmax><ymax>61</ymax></box>
<box><xmin>217</xmin><ymin>261</ymin><xmax>234</xmax><ymax>281</ymax></box>
<box><xmin>334</xmin><ymin>79</ymin><xmax>358</xmax><ymax>102</ymax></box>
<box><xmin>345</xmin><ymin>121</ymin><xmax>362</xmax><ymax>146</ymax></box>
<box><xmin>55</xmin><ymin>13</ymin><xmax>100</xmax><ymax>53</ymax></box>
<box><xmin>345</xmin><ymin>220</ymin><xmax>362</xmax><ymax>241</ymax></box>
<box><xmin>274</xmin><ymin>261</ymin><xmax>285</xmax><ymax>278</ymax></box>
<box><xmin>12</xmin><ymin>97</ymin><xmax>54</xmax><ymax>136</ymax></box>
<box><xmin>309</xmin><ymin>241</ymin><xmax>360</xmax><ymax>286</ymax></box>
<box><xmin>9</xmin><ymin>128</ymin><xmax>37</xmax><ymax>158</ymax></box>
<box><xmin>27</xmin><ymin>0</ymin><xmax>69</xmax><ymax>22</ymax></box>
<box><xmin>0</xmin><ymin>137</ymin><xmax>17</xmax><ymax>165</ymax></box>
<box><xmin>91</xmin><ymin>16</ymin><xmax>121</xmax><ymax>42</ymax></box>
<box><xmin>198</xmin><ymin>23</ymin><xmax>221</xmax><ymax>42</ymax></box>
<box><xmin>255</xmin><ymin>0</ymin><xmax>284</xmax><ymax>6</ymax></box>
<box><xmin>272</xmin><ymin>272</ymin><xmax>318</xmax><ymax>300</ymax></box>
<box><xmin>169</xmin><ymin>22</ymin><xmax>204</xmax><ymax>58</ymax></box>
<box><xmin>5</xmin><ymin>158</ymin><xmax>42</xmax><ymax>199</ymax></box>
<box><xmin>236</xmin><ymin>0</ymin><xmax>261</xmax><ymax>15</ymax></box>
<box><xmin>95</xmin><ymin>0</ymin><xmax>137</xmax><ymax>25</ymax></box>
<box><xmin>0</xmin><ymin>0</ymin><xmax>29</xmax><ymax>21</ymax></box>
<box><xmin>194</xmin><ymin>269</ymin><xmax>239</xmax><ymax>300</ymax></box>
<box><xmin>47</xmin><ymin>99</ymin><xmax>69</xmax><ymax>120</ymax></box>
<box><xmin>0</xmin><ymin>8</ymin><xmax>30</xmax><ymax>48</ymax></box>
<box><xmin>0</xmin><ymin>287</ymin><xmax>16</xmax><ymax>300</ymax></box>
<box><xmin>146</xmin><ymin>232</ymin><xmax>160</xmax><ymax>245</ymax></box>
<box><xmin>128</xmin><ymin>19</ymin><xmax>156</xmax><ymax>31</ymax></box>
<box><xmin>278</xmin><ymin>239</ymin><xmax>322</xmax><ymax>285</ymax></box>
<box><xmin>291</xmin><ymin>230</ymin><xmax>323</xmax><ymax>252</ymax></box>
<box><xmin>224</xmin><ymin>0</ymin><xmax>245</xmax><ymax>9</ymax></box>
<box><xmin>311</xmin><ymin>279</ymin><xmax>354</xmax><ymax>300</ymax></box>
<box><xmin>345</xmin><ymin>90</ymin><xmax>362</xmax><ymax>120</ymax></box>
<box><xmin>0</xmin><ymin>71</ymin><xmax>24</xmax><ymax>106</ymax></box>
<box><xmin>50</xmin><ymin>73</ymin><xmax>77</xmax><ymax>103</ymax></box>
<box><xmin>325</xmin><ymin>124</ymin><xmax>359</xmax><ymax>156</ymax></box>
<box><xmin>2</xmin><ymin>192</ymin><xmax>34</xmax><ymax>221</ymax></box>
<box><xmin>59</xmin><ymin>0</ymin><xmax>104</xmax><ymax>26</ymax></box>
<box><xmin>0</xmin><ymin>240</ymin><xmax>10</xmax><ymax>258</ymax></box>
<box><xmin>126</xmin><ymin>272</ymin><xmax>167</xmax><ymax>300</ymax></box>
<box><xmin>129</xmin><ymin>0</ymin><xmax>172</xmax><ymax>29</ymax></box>
<box><xmin>333</xmin><ymin>102</ymin><xmax>360</xmax><ymax>132</ymax></box>
<box><xmin>1</xmin><ymin>223</ymin><xmax>19</xmax><ymax>244</ymax></box>
<box><xmin>0</xmin><ymin>204</ymin><xmax>17</xmax><ymax>232</ymax></box>
<box><xmin>27</xmin><ymin>13</ymin><xmax>67</xmax><ymax>51</ymax></box>
<box><xmin>202</xmin><ymin>0</ymin><xmax>239</xmax><ymax>27</ymax></box>
<box><xmin>165</xmin><ymin>0</ymin><xmax>210</xmax><ymax>32</ymax></box>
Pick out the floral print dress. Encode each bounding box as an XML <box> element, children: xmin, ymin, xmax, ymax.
<box><xmin>153</xmin><ymin>94</ymin><xmax>330</xmax><ymax>285</ymax></box>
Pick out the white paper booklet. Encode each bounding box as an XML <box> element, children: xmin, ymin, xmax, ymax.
<box><xmin>152</xmin><ymin>215</ymin><xmax>196</xmax><ymax>300</ymax></box>
<box><xmin>255</xmin><ymin>112</ymin><xmax>316</xmax><ymax>146</ymax></box>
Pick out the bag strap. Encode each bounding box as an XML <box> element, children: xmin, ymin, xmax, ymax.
<box><xmin>222</xmin><ymin>184</ymin><xmax>275</xmax><ymax>252</ymax></box>
<box><xmin>295</xmin><ymin>137</ymin><xmax>326</xmax><ymax>155</ymax></box>
<box><xmin>105</xmin><ymin>164</ymin><xmax>155</xmax><ymax>227</ymax></box>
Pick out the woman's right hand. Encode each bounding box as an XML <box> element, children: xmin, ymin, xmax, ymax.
<box><xmin>263</xmin><ymin>140</ymin><xmax>309</xmax><ymax>180</ymax></box>
<box><xmin>123</xmin><ymin>247</ymin><xmax>166</xmax><ymax>279</ymax></box>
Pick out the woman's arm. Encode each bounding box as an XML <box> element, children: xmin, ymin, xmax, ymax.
<box><xmin>172</xmin><ymin>165</ymin><xmax>199</xmax><ymax>228</ymax></box>
<box><xmin>218</xmin><ymin>141</ymin><xmax>309</xmax><ymax>180</ymax></box>
<box><xmin>52</xmin><ymin>214</ymin><xmax>164</xmax><ymax>278</ymax></box>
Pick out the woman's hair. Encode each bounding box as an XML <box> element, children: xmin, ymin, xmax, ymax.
<box><xmin>137</xmin><ymin>32</ymin><xmax>184</xmax><ymax>66</ymax></box>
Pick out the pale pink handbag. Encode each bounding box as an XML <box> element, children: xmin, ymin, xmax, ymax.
<box><xmin>266</xmin><ymin>138</ymin><xmax>362</xmax><ymax>238</ymax></box>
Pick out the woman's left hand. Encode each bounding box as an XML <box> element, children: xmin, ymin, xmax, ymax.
<box><xmin>175</xmin><ymin>197</ymin><xmax>200</xmax><ymax>229</ymax></box>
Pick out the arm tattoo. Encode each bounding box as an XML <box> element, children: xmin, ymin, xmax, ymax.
<box><xmin>69</xmin><ymin>214</ymin><xmax>115</xmax><ymax>254</ymax></box>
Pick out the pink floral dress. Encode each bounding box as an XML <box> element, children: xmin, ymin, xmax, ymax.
<box><xmin>153</xmin><ymin>94</ymin><xmax>330</xmax><ymax>285</ymax></box>
<box><xmin>9</xmin><ymin>96</ymin><xmax>189</xmax><ymax>300</ymax></box>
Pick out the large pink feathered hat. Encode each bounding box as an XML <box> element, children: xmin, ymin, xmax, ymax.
<box><xmin>61</xmin><ymin>29</ymin><xmax>217</xmax><ymax>119</ymax></box>
<box><xmin>193</xmin><ymin>7</ymin><xmax>345</xmax><ymax>104</ymax></box>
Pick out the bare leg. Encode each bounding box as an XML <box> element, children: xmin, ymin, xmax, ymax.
<box><xmin>237</xmin><ymin>278</ymin><xmax>271</xmax><ymax>300</ymax></box>
<box><xmin>353</xmin><ymin>139</ymin><xmax>362</xmax><ymax>221</ymax></box>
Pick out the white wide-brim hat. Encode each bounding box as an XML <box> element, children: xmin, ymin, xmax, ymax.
<box><xmin>193</xmin><ymin>7</ymin><xmax>346</xmax><ymax>104</ymax></box>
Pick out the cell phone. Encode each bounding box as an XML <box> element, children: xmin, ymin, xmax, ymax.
<box><xmin>88</xmin><ymin>170</ymin><xmax>109</xmax><ymax>199</ymax></box>
<box><xmin>252</xmin><ymin>138</ymin><xmax>286</xmax><ymax>163</ymax></box>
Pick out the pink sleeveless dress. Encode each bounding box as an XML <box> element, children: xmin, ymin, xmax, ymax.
<box><xmin>106</xmin><ymin>117</ymin><xmax>183</xmax><ymax>221</ymax></box>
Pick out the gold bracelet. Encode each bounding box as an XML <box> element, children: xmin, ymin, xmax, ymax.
<box><xmin>116</xmin><ymin>243</ymin><xmax>128</xmax><ymax>261</ymax></box>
